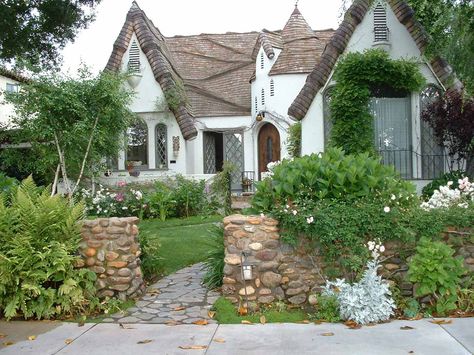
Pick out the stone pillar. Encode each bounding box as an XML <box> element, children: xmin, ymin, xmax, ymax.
<box><xmin>78</xmin><ymin>217</ymin><xmax>146</xmax><ymax>300</ymax></box>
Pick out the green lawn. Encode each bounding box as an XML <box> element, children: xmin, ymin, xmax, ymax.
<box><xmin>139</xmin><ymin>215</ymin><xmax>223</xmax><ymax>277</ymax></box>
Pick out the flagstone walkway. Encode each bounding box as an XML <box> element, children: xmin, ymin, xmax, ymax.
<box><xmin>103</xmin><ymin>263</ymin><xmax>220</xmax><ymax>324</ymax></box>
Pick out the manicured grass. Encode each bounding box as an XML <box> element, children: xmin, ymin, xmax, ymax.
<box><xmin>212</xmin><ymin>297</ymin><xmax>309</xmax><ymax>324</ymax></box>
<box><xmin>139</xmin><ymin>215</ymin><xmax>223</xmax><ymax>277</ymax></box>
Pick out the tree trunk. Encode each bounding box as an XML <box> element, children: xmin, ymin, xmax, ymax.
<box><xmin>51</xmin><ymin>164</ymin><xmax>60</xmax><ymax>196</ymax></box>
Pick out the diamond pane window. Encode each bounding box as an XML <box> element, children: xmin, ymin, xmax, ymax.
<box><xmin>156</xmin><ymin>123</ymin><xmax>168</xmax><ymax>169</ymax></box>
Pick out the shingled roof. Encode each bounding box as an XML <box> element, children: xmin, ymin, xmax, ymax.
<box><xmin>288</xmin><ymin>0</ymin><xmax>464</xmax><ymax>121</ymax></box>
<box><xmin>0</xmin><ymin>67</ymin><xmax>28</xmax><ymax>83</ymax></box>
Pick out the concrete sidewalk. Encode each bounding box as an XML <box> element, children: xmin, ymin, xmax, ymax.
<box><xmin>1</xmin><ymin>318</ymin><xmax>473</xmax><ymax>355</ymax></box>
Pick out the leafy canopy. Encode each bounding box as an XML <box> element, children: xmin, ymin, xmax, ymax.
<box><xmin>6</xmin><ymin>68</ymin><xmax>133</xmax><ymax>195</ymax></box>
<box><xmin>0</xmin><ymin>0</ymin><xmax>101</xmax><ymax>70</ymax></box>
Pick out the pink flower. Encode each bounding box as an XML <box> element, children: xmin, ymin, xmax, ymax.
<box><xmin>115</xmin><ymin>192</ymin><xmax>124</xmax><ymax>202</ymax></box>
<box><xmin>117</xmin><ymin>181</ymin><xmax>127</xmax><ymax>188</ymax></box>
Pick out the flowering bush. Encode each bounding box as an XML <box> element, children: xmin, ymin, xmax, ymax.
<box><xmin>323</xmin><ymin>241</ymin><xmax>396</xmax><ymax>325</ymax></box>
<box><xmin>79</xmin><ymin>184</ymin><xmax>145</xmax><ymax>218</ymax></box>
<box><xmin>421</xmin><ymin>177</ymin><xmax>474</xmax><ymax>210</ymax></box>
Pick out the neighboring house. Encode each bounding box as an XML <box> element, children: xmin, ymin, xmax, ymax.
<box><xmin>0</xmin><ymin>67</ymin><xmax>25</xmax><ymax>127</ymax></box>
<box><xmin>104</xmin><ymin>0</ymin><xmax>459</xmax><ymax>190</ymax></box>
<box><xmin>289</xmin><ymin>0</ymin><xmax>463</xmax><ymax>190</ymax></box>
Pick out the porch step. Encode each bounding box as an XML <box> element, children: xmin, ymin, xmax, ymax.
<box><xmin>231</xmin><ymin>194</ymin><xmax>253</xmax><ymax>211</ymax></box>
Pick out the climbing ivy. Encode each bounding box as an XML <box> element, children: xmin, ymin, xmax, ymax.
<box><xmin>329</xmin><ymin>49</ymin><xmax>425</xmax><ymax>154</ymax></box>
<box><xmin>287</xmin><ymin>122</ymin><xmax>301</xmax><ymax>158</ymax></box>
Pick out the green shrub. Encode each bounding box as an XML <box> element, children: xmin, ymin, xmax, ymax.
<box><xmin>138</xmin><ymin>232</ymin><xmax>162</xmax><ymax>282</ymax></box>
<box><xmin>147</xmin><ymin>181</ymin><xmax>176</xmax><ymax>221</ymax></box>
<box><xmin>210</xmin><ymin>162</ymin><xmax>235</xmax><ymax>215</ymax></box>
<box><xmin>172</xmin><ymin>175</ymin><xmax>208</xmax><ymax>218</ymax></box>
<box><xmin>287</xmin><ymin>122</ymin><xmax>301</xmax><ymax>158</ymax></box>
<box><xmin>0</xmin><ymin>177</ymin><xmax>100</xmax><ymax>320</ymax></box>
<box><xmin>0</xmin><ymin>172</ymin><xmax>18</xmax><ymax>204</ymax></box>
<box><xmin>314</xmin><ymin>294</ymin><xmax>341</xmax><ymax>322</ymax></box>
<box><xmin>421</xmin><ymin>170</ymin><xmax>467</xmax><ymax>200</ymax></box>
<box><xmin>202</xmin><ymin>225</ymin><xmax>225</xmax><ymax>289</ymax></box>
<box><xmin>252</xmin><ymin>148</ymin><xmax>416</xmax><ymax>213</ymax></box>
<box><xmin>408</xmin><ymin>238</ymin><xmax>466</xmax><ymax>316</ymax></box>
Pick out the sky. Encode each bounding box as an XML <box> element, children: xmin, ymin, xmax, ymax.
<box><xmin>61</xmin><ymin>0</ymin><xmax>345</xmax><ymax>74</ymax></box>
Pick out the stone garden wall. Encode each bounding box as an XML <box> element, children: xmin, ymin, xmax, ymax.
<box><xmin>76</xmin><ymin>217</ymin><xmax>146</xmax><ymax>300</ymax></box>
<box><xmin>223</xmin><ymin>214</ymin><xmax>474</xmax><ymax>306</ymax></box>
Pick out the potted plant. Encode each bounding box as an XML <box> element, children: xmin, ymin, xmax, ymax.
<box><xmin>241</xmin><ymin>177</ymin><xmax>252</xmax><ymax>192</ymax></box>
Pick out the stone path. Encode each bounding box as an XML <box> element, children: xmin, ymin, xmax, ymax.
<box><xmin>104</xmin><ymin>263</ymin><xmax>219</xmax><ymax>324</ymax></box>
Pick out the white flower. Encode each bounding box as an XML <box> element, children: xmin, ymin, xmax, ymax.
<box><xmin>122</xmin><ymin>206</ymin><xmax>128</xmax><ymax>210</ymax></box>
<box><xmin>260</xmin><ymin>213</ymin><xmax>265</xmax><ymax>218</ymax></box>
<box><xmin>391</xmin><ymin>194</ymin><xmax>396</xmax><ymax>200</ymax></box>
<box><xmin>447</xmin><ymin>181</ymin><xmax>453</xmax><ymax>186</ymax></box>
<box><xmin>380</xmin><ymin>245</ymin><xmax>385</xmax><ymax>252</ymax></box>
<box><xmin>135</xmin><ymin>191</ymin><xmax>143</xmax><ymax>200</ymax></box>
<box><xmin>292</xmin><ymin>210</ymin><xmax>297</xmax><ymax>215</ymax></box>
<box><xmin>306</xmin><ymin>216</ymin><xmax>314</xmax><ymax>224</ymax></box>
<box><xmin>384</xmin><ymin>206</ymin><xmax>390</xmax><ymax>213</ymax></box>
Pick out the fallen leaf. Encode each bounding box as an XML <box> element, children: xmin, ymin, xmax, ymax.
<box><xmin>238</xmin><ymin>306</ymin><xmax>248</xmax><ymax>316</ymax></box>
<box><xmin>213</xmin><ymin>338</ymin><xmax>226</xmax><ymax>343</ymax></box>
<box><xmin>165</xmin><ymin>320</ymin><xmax>178</xmax><ymax>326</ymax></box>
<box><xmin>321</xmin><ymin>332</ymin><xmax>335</xmax><ymax>336</ymax></box>
<box><xmin>0</xmin><ymin>334</ymin><xmax>6</xmax><ymax>339</ymax></box>
<box><xmin>207</xmin><ymin>310</ymin><xmax>216</xmax><ymax>319</ymax></box>
<box><xmin>28</xmin><ymin>335</ymin><xmax>37</xmax><ymax>341</ymax></box>
<box><xmin>408</xmin><ymin>351</ymin><xmax>414</xmax><ymax>354</ymax></box>
<box><xmin>430</xmin><ymin>319</ymin><xmax>452</xmax><ymax>325</ymax></box>
<box><xmin>241</xmin><ymin>320</ymin><xmax>253</xmax><ymax>325</ymax></box>
<box><xmin>137</xmin><ymin>339</ymin><xmax>153</xmax><ymax>344</ymax></box>
<box><xmin>178</xmin><ymin>345</ymin><xmax>208</xmax><ymax>350</ymax></box>
<box><xmin>64</xmin><ymin>339</ymin><xmax>73</xmax><ymax>345</ymax></box>
<box><xmin>344</xmin><ymin>320</ymin><xmax>362</xmax><ymax>329</ymax></box>
<box><xmin>400</xmin><ymin>326</ymin><xmax>415</xmax><ymax>330</ymax></box>
<box><xmin>298</xmin><ymin>320</ymin><xmax>310</xmax><ymax>324</ymax></box>
<box><xmin>2</xmin><ymin>341</ymin><xmax>14</xmax><ymax>346</ymax></box>
<box><xmin>314</xmin><ymin>320</ymin><xmax>325</xmax><ymax>325</ymax></box>
<box><xmin>173</xmin><ymin>306</ymin><xmax>186</xmax><ymax>311</ymax></box>
<box><xmin>260</xmin><ymin>315</ymin><xmax>266</xmax><ymax>325</ymax></box>
<box><xmin>119</xmin><ymin>324</ymin><xmax>135</xmax><ymax>329</ymax></box>
<box><xmin>193</xmin><ymin>320</ymin><xmax>208</xmax><ymax>326</ymax></box>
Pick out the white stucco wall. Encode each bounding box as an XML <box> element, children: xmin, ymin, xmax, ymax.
<box><xmin>301</xmin><ymin>0</ymin><xmax>443</xmax><ymax>158</ymax></box>
<box><xmin>114</xmin><ymin>33</ymin><xmax>187</xmax><ymax>175</ymax></box>
<box><xmin>0</xmin><ymin>75</ymin><xmax>20</xmax><ymax>126</ymax></box>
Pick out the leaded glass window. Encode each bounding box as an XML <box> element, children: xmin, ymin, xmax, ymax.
<box><xmin>156</xmin><ymin>123</ymin><xmax>167</xmax><ymax>169</ymax></box>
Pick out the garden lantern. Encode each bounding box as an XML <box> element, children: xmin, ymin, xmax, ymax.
<box><xmin>241</xmin><ymin>251</ymin><xmax>254</xmax><ymax>281</ymax></box>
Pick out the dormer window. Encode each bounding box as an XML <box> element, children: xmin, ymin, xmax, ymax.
<box><xmin>270</xmin><ymin>79</ymin><xmax>275</xmax><ymax>96</ymax></box>
<box><xmin>373</xmin><ymin>2</ymin><xmax>389</xmax><ymax>42</ymax></box>
<box><xmin>260</xmin><ymin>52</ymin><xmax>264</xmax><ymax>70</ymax></box>
<box><xmin>128</xmin><ymin>40</ymin><xmax>141</xmax><ymax>73</ymax></box>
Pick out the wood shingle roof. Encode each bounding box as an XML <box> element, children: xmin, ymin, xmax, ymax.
<box><xmin>288</xmin><ymin>0</ymin><xmax>464</xmax><ymax>121</ymax></box>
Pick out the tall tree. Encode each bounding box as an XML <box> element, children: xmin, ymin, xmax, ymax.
<box><xmin>0</xmin><ymin>0</ymin><xmax>101</xmax><ymax>70</ymax></box>
<box><xmin>6</xmin><ymin>69</ymin><xmax>134</xmax><ymax>196</ymax></box>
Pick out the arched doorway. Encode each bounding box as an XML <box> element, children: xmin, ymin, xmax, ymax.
<box><xmin>258</xmin><ymin>123</ymin><xmax>280</xmax><ymax>179</ymax></box>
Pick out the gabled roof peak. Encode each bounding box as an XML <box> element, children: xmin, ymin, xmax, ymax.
<box><xmin>282</xmin><ymin>5</ymin><xmax>314</xmax><ymax>43</ymax></box>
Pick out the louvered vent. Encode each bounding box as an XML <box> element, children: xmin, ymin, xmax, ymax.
<box><xmin>270</xmin><ymin>79</ymin><xmax>275</xmax><ymax>96</ymax></box>
<box><xmin>128</xmin><ymin>41</ymin><xmax>141</xmax><ymax>73</ymax></box>
<box><xmin>374</xmin><ymin>3</ymin><xmax>389</xmax><ymax>42</ymax></box>
<box><xmin>260</xmin><ymin>52</ymin><xmax>264</xmax><ymax>69</ymax></box>
<box><xmin>261</xmin><ymin>88</ymin><xmax>265</xmax><ymax>106</ymax></box>
<box><xmin>255</xmin><ymin>96</ymin><xmax>258</xmax><ymax>113</ymax></box>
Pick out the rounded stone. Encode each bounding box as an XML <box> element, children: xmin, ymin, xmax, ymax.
<box><xmin>74</xmin><ymin>259</ymin><xmax>85</xmax><ymax>268</ymax></box>
<box><xmin>256</xmin><ymin>250</ymin><xmax>278</xmax><ymax>261</ymax></box>
<box><xmin>259</xmin><ymin>288</ymin><xmax>272</xmax><ymax>295</ymax></box>
<box><xmin>239</xmin><ymin>286</ymin><xmax>255</xmax><ymax>296</ymax></box>
<box><xmin>85</xmin><ymin>248</ymin><xmax>96</xmax><ymax>257</ymax></box>
<box><xmin>91</xmin><ymin>266</ymin><xmax>106</xmax><ymax>274</ymax></box>
<box><xmin>108</xmin><ymin>261</ymin><xmax>128</xmax><ymax>268</ymax></box>
<box><xmin>222</xmin><ymin>284</ymin><xmax>236</xmax><ymax>295</ymax></box>
<box><xmin>244</xmin><ymin>226</ymin><xmax>256</xmax><ymax>233</ymax></box>
<box><xmin>118</xmin><ymin>268</ymin><xmax>132</xmax><ymax>277</ymax></box>
<box><xmin>261</xmin><ymin>271</ymin><xmax>282</xmax><ymax>288</ymax></box>
<box><xmin>288</xmin><ymin>280</ymin><xmax>304</xmax><ymax>289</ymax></box>
<box><xmin>258</xmin><ymin>261</ymin><xmax>279</xmax><ymax>272</ymax></box>
<box><xmin>288</xmin><ymin>294</ymin><xmax>306</xmax><ymax>305</ymax></box>
<box><xmin>252</xmin><ymin>232</ymin><xmax>268</xmax><ymax>242</ymax></box>
<box><xmin>224</xmin><ymin>254</ymin><xmax>241</xmax><ymax>265</ymax></box>
<box><xmin>223</xmin><ymin>264</ymin><xmax>234</xmax><ymax>276</ymax></box>
<box><xmin>255</xmin><ymin>278</ymin><xmax>261</xmax><ymax>288</ymax></box>
<box><xmin>110</xmin><ymin>284</ymin><xmax>130</xmax><ymax>291</ymax></box>
<box><xmin>258</xmin><ymin>295</ymin><xmax>275</xmax><ymax>304</ymax></box>
<box><xmin>96</xmin><ymin>250</ymin><xmax>105</xmax><ymax>262</ymax></box>
<box><xmin>249</xmin><ymin>242</ymin><xmax>263</xmax><ymax>251</ymax></box>
<box><xmin>264</xmin><ymin>240</ymin><xmax>279</xmax><ymax>249</ymax></box>
<box><xmin>384</xmin><ymin>263</ymin><xmax>399</xmax><ymax>271</ymax></box>
<box><xmin>87</xmin><ymin>240</ymin><xmax>103</xmax><ymax>248</ymax></box>
<box><xmin>233</xmin><ymin>230</ymin><xmax>248</xmax><ymax>238</ymax></box>
<box><xmin>106</xmin><ymin>269</ymin><xmax>116</xmax><ymax>276</ymax></box>
<box><xmin>106</xmin><ymin>251</ymin><xmax>120</xmax><ymax>261</ymax></box>
<box><xmin>92</xmin><ymin>226</ymin><xmax>103</xmax><ymax>234</ymax></box>
<box><xmin>85</xmin><ymin>257</ymin><xmax>96</xmax><ymax>266</ymax></box>
<box><xmin>286</xmin><ymin>287</ymin><xmax>306</xmax><ymax>296</ymax></box>
<box><xmin>223</xmin><ymin>277</ymin><xmax>236</xmax><ymax>284</ymax></box>
<box><xmin>308</xmin><ymin>294</ymin><xmax>318</xmax><ymax>305</ymax></box>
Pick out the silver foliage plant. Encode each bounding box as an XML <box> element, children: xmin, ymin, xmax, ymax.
<box><xmin>323</xmin><ymin>241</ymin><xmax>396</xmax><ymax>325</ymax></box>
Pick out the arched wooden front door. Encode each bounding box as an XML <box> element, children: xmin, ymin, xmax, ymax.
<box><xmin>258</xmin><ymin>123</ymin><xmax>280</xmax><ymax>179</ymax></box>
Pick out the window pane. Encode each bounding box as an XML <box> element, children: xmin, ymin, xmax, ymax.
<box><xmin>6</xmin><ymin>83</ymin><xmax>19</xmax><ymax>93</ymax></box>
<box><xmin>127</xmin><ymin>119</ymin><xmax>148</xmax><ymax>168</ymax></box>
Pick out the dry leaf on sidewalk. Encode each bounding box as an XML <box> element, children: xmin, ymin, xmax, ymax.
<box><xmin>119</xmin><ymin>323</ymin><xmax>135</xmax><ymax>329</ymax></box>
<box><xmin>178</xmin><ymin>345</ymin><xmax>208</xmax><ymax>350</ymax></box>
<box><xmin>208</xmin><ymin>311</ymin><xmax>216</xmax><ymax>319</ymax></box>
<box><xmin>430</xmin><ymin>319</ymin><xmax>452</xmax><ymax>325</ymax></box>
<box><xmin>213</xmin><ymin>338</ymin><xmax>226</xmax><ymax>343</ymax></box>
<box><xmin>0</xmin><ymin>334</ymin><xmax>6</xmax><ymax>339</ymax></box>
<box><xmin>173</xmin><ymin>306</ymin><xmax>186</xmax><ymax>311</ymax></box>
<box><xmin>193</xmin><ymin>320</ymin><xmax>208</xmax><ymax>326</ymax></box>
<box><xmin>137</xmin><ymin>339</ymin><xmax>153</xmax><ymax>344</ymax></box>
<box><xmin>241</xmin><ymin>320</ymin><xmax>253</xmax><ymax>325</ymax></box>
<box><xmin>260</xmin><ymin>315</ymin><xmax>266</xmax><ymax>324</ymax></box>
<box><xmin>298</xmin><ymin>320</ymin><xmax>310</xmax><ymax>324</ymax></box>
<box><xmin>64</xmin><ymin>339</ymin><xmax>73</xmax><ymax>345</ymax></box>
<box><xmin>344</xmin><ymin>320</ymin><xmax>361</xmax><ymax>329</ymax></box>
<box><xmin>321</xmin><ymin>332</ymin><xmax>335</xmax><ymax>336</ymax></box>
<box><xmin>2</xmin><ymin>341</ymin><xmax>14</xmax><ymax>346</ymax></box>
<box><xmin>28</xmin><ymin>335</ymin><xmax>37</xmax><ymax>341</ymax></box>
<box><xmin>400</xmin><ymin>326</ymin><xmax>415</xmax><ymax>330</ymax></box>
